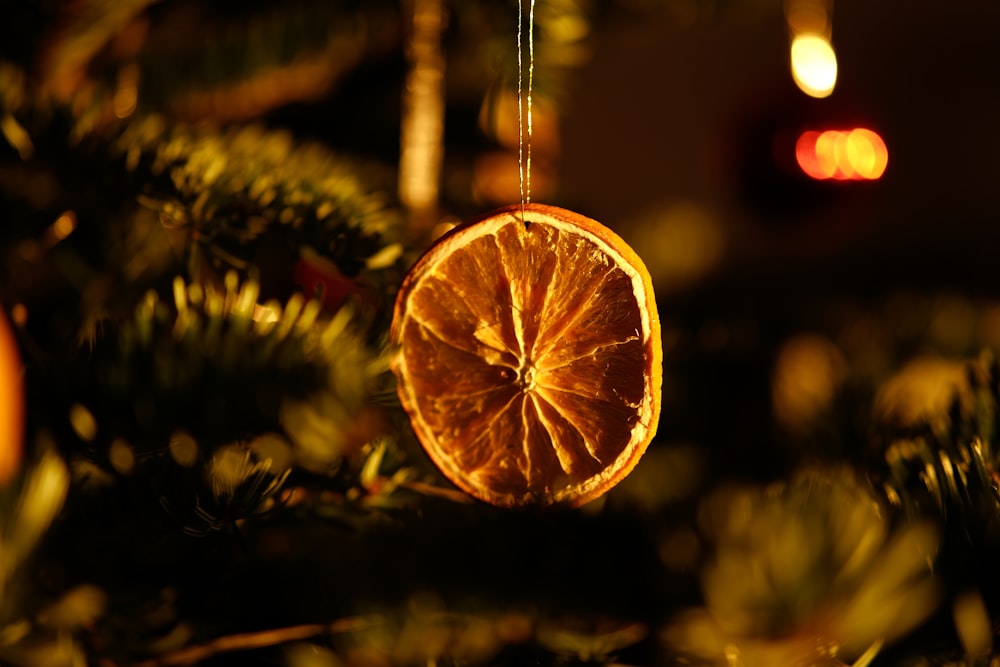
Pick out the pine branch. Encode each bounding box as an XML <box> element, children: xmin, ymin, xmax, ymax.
<box><xmin>876</xmin><ymin>351</ymin><xmax>1000</xmax><ymax>529</ymax></box>
<box><xmin>2</xmin><ymin>62</ymin><xmax>405</xmax><ymax>354</ymax></box>
<box><xmin>865</xmin><ymin>352</ymin><xmax>1000</xmax><ymax>666</ymax></box>
<box><xmin>34</xmin><ymin>0</ymin><xmax>402</xmax><ymax>122</ymax></box>
<box><xmin>661</xmin><ymin>466</ymin><xmax>941</xmax><ymax>667</ymax></box>
<box><xmin>46</xmin><ymin>275</ymin><xmax>391</xmax><ymax>532</ymax></box>
<box><xmin>114</xmin><ymin>116</ymin><xmax>403</xmax><ymax>308</ymax></box>
<box><xmin>131</xmin><ymin>616</ymin><xmax>376</xmax><ymax>667</ymax></box>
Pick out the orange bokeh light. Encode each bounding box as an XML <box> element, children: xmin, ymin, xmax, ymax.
<box><xmin>0</xmin><ymin>306</ymin><xmax>23</xmax><ymax>485</ymax></box>
<box><xmin>796</xmin><ymin>128</ymin><xmax>888</xmax><ymax>180</ymax></box>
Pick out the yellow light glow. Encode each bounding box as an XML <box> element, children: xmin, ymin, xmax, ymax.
<box><xmin>847</xmin><ymin>128</ymin><xmax>888</xmax><ymax>179</ymax></box>
<box><xmin>69</xmin><ymin>404</ymin><xmax>98</xmax><ymax>443</ymax></box>
<box><xmin>624</xmin><ymin>202</ymin><xmax>724</xmax><ymax>292</ymax></box>
<box><xmin>113</xmin><ymin>64</ymin><xmax>140</xmax><ymax>119</ymax></box>
<box><xmin>954</xmin><ymin>590</ymin><xmax>993</xmax><ymax>656</ymax></box>
<box><xmin>109</xmin><ymin>438</ymin><xmax>135</xmax><ymax>475</ymax></box>
<box><xmin>772</xmin><ymin>334</ymin><xmax>846</xmax><ymax>435</ymax></box>
<box><xmin>796</xmin><ymin>128</ymin><xmax>888</xmax><ymax>181</ymax></box>
<box><xmin>398</xmin><ymin>0</ymin><xmax>445</xmax><ymax>233</ymax></box>
<box><xmin>51</xmin><ymin>211</ymin><xmax>77</xmax><ymax>241</ymax></box>
<box><xmin>15</xmin><ymin>446</ymin><xmax>68</xmax><ymax>553</ymax></box>
<box><xmin>832</xmin><ymin>130</ymin><xmax>854</xmax><ymax>179</ymax></box>
<box><xmin>813</xmin><ymin>130</ymin><xmax>840</xmax><ymax>178</ymax></box>
<box><xmin>845</xmin><ymin>130</ymin><xmax>876</xmax><ymax>176</ymax></box>
<box><xmin>169</xmin><ymin>430</ymin><xmax>199</xmax><ymax>467</ymax></box>
<box><xmin>790</xmin><ymin>34</ymin><xmax>837</xmax><ymax>98</ymax></box>
<box><xmin>1</xmin><ymin>113</ymin><xmax>34</xmax><ymax>160</ymax></box>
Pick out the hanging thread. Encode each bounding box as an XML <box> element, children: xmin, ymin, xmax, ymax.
<box><xmin>517</xmin><ymin>0</ymin><xmax>536</xmax><ymax>217</ymax></box>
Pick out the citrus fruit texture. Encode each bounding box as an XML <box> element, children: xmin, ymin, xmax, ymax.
<box><xmin>391</xmin><ymin>203</ymin><xmax>662</xmax><ymax>507</ymax></box>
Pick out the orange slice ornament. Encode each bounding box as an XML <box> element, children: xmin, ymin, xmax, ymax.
<box><xmin>391</xmin><ymin>203</ymin><xmax>662</xmax><ymax>507</ymax></box>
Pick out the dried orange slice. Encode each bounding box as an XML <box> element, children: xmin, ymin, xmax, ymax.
<box><xmin>391</xmin><ymin>203</ymin><xmax>662</xmax><ymax>507</ymax></box>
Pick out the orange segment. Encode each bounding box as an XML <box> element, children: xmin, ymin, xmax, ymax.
<box><xmin>391</xmin><ymin>203</ymin><xmax>662</xmax><ymax>507</ymax></box>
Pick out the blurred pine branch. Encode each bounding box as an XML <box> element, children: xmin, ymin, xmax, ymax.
<box><xmin>4</xmin><ymin>1</ymin><xmax>1000</xmax><ymax>666</ymax></box>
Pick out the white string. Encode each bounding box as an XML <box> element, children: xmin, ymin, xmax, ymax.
<box><xmin>516</xmin><ymin>0</ymin><xmax>535</xmax><ymax>216</ymax></box>
<box><xmin>526</xmin><ymin>0</ymin><xmax>535</xmax><ymax>206</ymax></box>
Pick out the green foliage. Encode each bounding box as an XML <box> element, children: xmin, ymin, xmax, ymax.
<box><xmin>5</xmin><ymin>1</ymin><xmax>1000</xmax><ymax>666</ymax></box>
<box><xmin>116</xmin><ymin>116</ymin><xmax>403</xmax><ymax>302</ymax></box>
<box><xmin>663</xmin><ymin>467</ymin><xmax>940</xmax><ymax>667</ymax></box>
<box><xmin>879</xmin><ymin>351</ymin><xmax>1000</xmax><ymax>525</ymax></box>
<box><xmin>63</xmin><ymin>273</ymin><xmax>387</xmax><ymax>475</ymax></box>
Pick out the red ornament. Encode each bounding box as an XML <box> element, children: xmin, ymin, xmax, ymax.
<box><xmin>294</xmin><ymin>247</ymin><xmax>362</xmax><ymax>312</ymax></box>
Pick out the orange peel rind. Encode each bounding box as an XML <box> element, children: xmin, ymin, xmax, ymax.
<box><xmin>391</xmin><ymin>203</ymin><xmax>662</xmax><ymax>507</ymax></box>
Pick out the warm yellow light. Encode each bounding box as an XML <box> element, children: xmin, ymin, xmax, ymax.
<box><xmin>846</xmin><ymin>128</ymin><xmax>888</xmax><ymax>179</ymax></box>
<box><xmin>51</xmin><ymin>211</ymin><xmax>77</xmax><ymax>241</ymax></box>
<box><xmin>109</xmin><ymin>438</ymin><xmax>135</xmax><ymax>475</ymax></box>
<box><xmin>69</xmin><ymin>403</ymin><xmax>98</xmax><ymax>442</ymax></box>
<box><xmin>772</xmin><ymin>334</ymin><xmax>846</xmax><ymax>436</ymax></box>
<box><xmin>813</xmin><ymin>129</ymin><xmax>840</xmax><ymax>177</ymax></box>
<box><xmin>790</xmin><ymin>33</ymin><xmax>838</xmax><ymax>98</ymax></box>
<box><xmin>954</xmin><ymin>590</ymin><xmax>993</xmax><ymax>657</ymax></box>
<box><xmin>832</xmin><ymin>130</ymin><xmax>854</xmax><ymax>179</ymax></box>
<box><xmin>845</xmin><ymin>130</ymin><xmax>875</xmax><ymax>176</ymax></box>
<box><xmin>796</xmin><ymin>128</ymin><xmax>888</xmax><ymax>181</ymax></box>
<box><xmin>624</xmin><ymin>202</ymin><xmax>724</xmax><ymax>292</ymax></box>
<box><xmin>113</xmin><ymin>64</ymin><xmax>139</xmax><ymax>119</ymax></box>
<box><xmin>169</xmin><ymin>431</ymin><xmax>199</xmax><ymax>467</ymax></box>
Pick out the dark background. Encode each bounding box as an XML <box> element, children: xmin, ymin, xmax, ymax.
<box><xmin>562</xmin><ymin>0</ymin><xmax>1000</xmax><ymax>293</ymax></box>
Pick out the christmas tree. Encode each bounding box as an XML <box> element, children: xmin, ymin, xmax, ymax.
<box><xmin>2</xmin><ymin>1</ymin><xmax>1000</xmax><ymax>665</ymax></box>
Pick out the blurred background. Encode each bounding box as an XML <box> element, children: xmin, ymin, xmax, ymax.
<box><xmin>3</xmin><ymin>1</ymin><xmax>1000</xmax><ymax>665</ymax></box>
<box><xmin>563</xmin><ymin>0</ymin><xmax>1000</xmax><ymax>292</ymax></box>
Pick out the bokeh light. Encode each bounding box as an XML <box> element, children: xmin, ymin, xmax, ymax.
<box><xmin>790</xmin><ymin>33</ymin><xmax>838</xmax><ymax>98</ymax></box>
<box><xmin>796</xmin><ymin>128</ymin><xmax>888</xmax><ymax>180</ymax></box>
<box><xmin>953</xmin><ymin>590</ymin><xmax>992</xmax><ymax>657</ymax></box>
<box><xmin>0</xmin><ymin>306</ymin><xmax>23</xmax><ymax>485</ymax></box>
<box><xmin>624</xmin><ymin>202</ymin><xmax>725</xmax><ymax>293</ymax></box>
<box><xmin>772</xmin><ymin>334</ymin><xmax>846</xmax><ymax>436</ymax></box>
